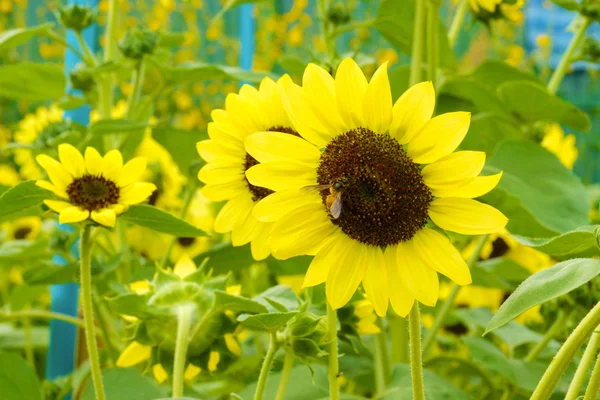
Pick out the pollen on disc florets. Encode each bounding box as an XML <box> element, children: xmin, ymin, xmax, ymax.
<box><xmin>316</xmin><ymin>127</ymin><xmax>433</xmax><ymax>247</ymax></box>
<box><xmin>244</xmin><ymin>125</ymin><xmax>299</xmax><ymax>202</ymax></box>
<box><xmin>66</xmin><ymin>174</ymin><xmax>120</xmax><ymax>211</ymax></box>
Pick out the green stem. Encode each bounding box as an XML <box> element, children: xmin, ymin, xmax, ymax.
<box><xmin>566</xmin><ymin>327</ymin><xmax>600</xmax><ymax>400</ymax></box>
<box><xmin>275</xmin><ymin>348</ymin><xmax>295</xmax><ymax>400</ymax></box>
<box><xmin>331</xmin><ymin>19</ymin><xmax>375</xmax><ymax>37</ymax></box>
<box><xmin>410</xmin><ymin>0</ymin><xmax>427</xmax><ymax>86</ymax></box>
<box><xmin>584</xmin><ymin>350</ymin><xmax>600</xmax><ymax>400</ymax></box>
<box><xmin>92</xmin><ymin>289</ymin><xmax>119</xmax><ymax>364</ymax></box>
<box><xmin>254</xmin><ymin>332</ymin><xmax>280</xmax><ymax>400</ymax></box>
<box><xmin>409</xmin><ymin>305</ymin><xmax>425</xmax><ymax>400</ymax></box>
<box><xmin>499</xmin><ymin>386</ymin><xmax>513</xmax><ymax>400</ymax></box>
<box><xmin>525</xmin><ymin>310</ymin><xmax>567</xmax><ymax>362</ymax></box>
<box><xmin>80</xmin><ymin>224</ymin><xmax>106</xmax><ymax>400</ymax></box>
<box><xmin>327</xmin><ymin>303</ymin><xmax>340</xmax><ymax>400</ymax></box>
<box><xmin>115</xmin><ymin>221</ymin><xmax>130</xmax><ymax>284</ymax></box>
<box><xmin>422</xmin><ymin>234</ymin><xmax>489</xmax><ymax>357</ymax></box>
<box><xmin>547</xmin><ymin>17</ymin><xmax>591</xmax><ymax>95</ymax></box>
<box><xmin>376</xmin><ymin>318</ymin><xmax>392</xmax><ymax>385</ymax></box>
<box><xmin>318</xmin><ymin>0</ymin><xmax>334</xmax><ymax>62</ymax></box>
<box><xmin>23</xmin><ymin>317</ymin><xmax>35</xmax><ymax>367</ymax></box>
<box><xmin>389</xmin><ymin>314</ymin><xmax>409</xmax><ymax>363</ymax></box>
<box><xmin>74</xmin><ymin>31</ymin><xmax>97</xmax><ymax>67</ymax></box>
<box><xmin>448</xmin><ymin>0</ymin><xmax>469</xmax><ymax>48</ymax></box>
<box><xmin>427</xmin><ymin>2</ymin><xmax>439</xmax><ymax>86</ymax></box>
<box><xmin>125</xmin><ymin>60</ymin><xmax>146</xmax><ymax>120</ymax></box>
<box><xmin>45</xmin><ymin>31</ymin><xmax>87</xmax><ymax>61</ymax></box>
<box><xmin>0</xmin><ymin>310</ymin><xmax>86</xmax><ymax>328</ymax></box>
<box><xmin>172</xmin><ymin>304</ymin><xmax>194</xmax><ymax>398</ymax></box>
<box><xmin>531</xmin><ymin>301</ymin><xmax>600</xmax><ymax>400</ymax></box>
<box><xmin>374</xmin><ymin>332</ymin><xmax>386</xmax><ymax>395</ymax></box>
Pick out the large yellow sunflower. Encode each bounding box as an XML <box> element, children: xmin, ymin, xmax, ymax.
<box><xmin>35</xmin><ymin>144</ymin><xmax>156</xmax><ymax>227</ymax></box>
<box><xmin>244</xmin><ymin>58</ymin><xmax>508</xmax><ymax>317</ymax></box>
<box><xmin>196</xmin><ymin>76</ymin><xmax>298</xmax><ymax>261</ymax></box>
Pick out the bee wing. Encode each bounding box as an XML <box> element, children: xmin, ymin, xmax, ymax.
<box><xmin>329</xmin><ymin>193</ymin><xmax>343</xmax><ymax>219</ymax></box>
<box><xmin>301</xmin><ymin>184</ymin><xmax>330</xmax><ymax>193</ymax></box>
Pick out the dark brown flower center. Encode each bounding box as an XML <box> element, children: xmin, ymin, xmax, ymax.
<box><xmin>66</xmin><ymin>174</ymin><xmax>120</xmax><ymax>211</ymax></box>
<box><xmin>177</xmin><ymin>237</ymin><xmax>196</xmax><ymax>247</ymax></box>
<box><xmin>316</xmin><ymin>128</ymin><xmax>432</xmax><ymax>247</ymax></box>
<box><xmin>13</xmin><ymin>227</ymin><xmax>32</xmax><ymax>240</ymax></box>
<box><xmin>244</xmin><ymin>125</ymin><xmax>299</xmax><ymax>202</ymax></box>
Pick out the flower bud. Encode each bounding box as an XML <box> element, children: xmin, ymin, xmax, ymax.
<box><xmin>327</xmin><ymin>4</ymin><xmax>351</xmax><ymax>26</ymax></box>
<box><xmin>57</xmin><ymin>5</ymin><xmax>96</xmax><ymax>32</ymax></box>
<box><xmin>118</xmin><ymin>28</ymin><xmax>159</xmax><ymax>60</ymax></box>
<box><xmin>70</xmin><ymin>65</ymin><xmax>95</xmax><ymax>93</ymax></box>
<box><xmin>35</xmin><ymin>120</ymin><xmax>82</xmax><ymax>148</ymax></box>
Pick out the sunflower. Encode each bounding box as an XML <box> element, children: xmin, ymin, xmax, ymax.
<box><xmin>541</xmin><ymin>123</ymin><xmax>578</xmax><ymax>169</ymax></box>
<box><xmin>35</xmin><ymin>144</ymin><xmax>156</xmax><ymax>227</ymax></box>
<box><xmin>196</xmin><ymin>75</ymin><xmax>299</xmax><ymax>261</ymax></box>
<box><xmin>468</xmin><ymin>0</ymin><xmax>524</xmax><ymax>25</ymax></box>
<box><xmin>244</xmin><ymin>59</ymin><xmax>508</xmax><ymax>317</ymax></box>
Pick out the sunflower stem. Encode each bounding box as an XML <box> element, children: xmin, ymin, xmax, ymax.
<box><xmin>254</xmin><ymin>332</ymin><xmax>280</xmax><ymax>400</ymax></box>
<box><xmin>448</xmin><ymin>0</ymin><xmax>469</xmax><ymax>48</ymax></box>
<box><xmin>275</xmin><ymin>347</ymin><xmax>295</xmax><ymax>400</ymax></box>
<box><xmin>172</xmin><ymin>304</ymin><xmax>194</xmax><ymax>398</ymax></box>
<box><xmin>410</xmin><ymin>0</ymin><xmax>427</xmax><ymax>86</ymax></box>
<box><xmin>23</xmin><ymin>316</ymin><xmax>35</xmax><ymax>367</ymax></box>
<box><xmin>389</xmin><ymin>313</ymin><xmax>409</xmax><ymax>363</ymax></box>
<box><xmin>98</xmin><ymin>0</ymin><xmax>118</xmax><ymax>152</ymax></box>
<box><xmin>422</xmin><ymin>234</ymin><xmax>489</xmax><ymax>357</ymax></box>
<box><xmin>74</xmin><ymin>31</ymin><xmax>97</xmax><ymax>67</ymax></box>
<box><xmin>409</xmin><ymin>304</ymin><xmax>425</xmax><ymax>400</ymax></box>
<box><xmin>0</xmin><ymin>310</ymin><xmax>86</xmax><ymax>329</ymax></box>
<box><xmin>584</xmin><ymin>347</ymin><xmax>600</xmax><ymax>400</ymax></box>
<box><xmin>547</xmin><ymin>16</ymin><xmax>591</xmax><ymax>95</ymax></box>
<box><xmin>426</xmin><ymin>1</ymin><xmax>439</xmax><ymax>86</ymax></box>
<box><xmin>375</xmin><ymin>317</ymin><xmax>392</xmax><ymax>386</ymax></box>
<box><xmin>327</xmin><ymin>303</ymin><xmax>340</xmax><ymax>400</ymax></box>
<box><xmin>525</xmin><ymin>310</ymin><xmax>567</xmax><ymax>363</ymax></box>
<box><xmin>80</xmin><ymin>224</ymin><xmax>106</xmax><ymax>400</ymax></box>
<box><xmin>317</xmin><ymin>0</ymin><xmax>335</xmax><ymax>64</ymax></box>
<box><xmin>532</xmin><ymin>301</ymin><xmax>600</xmax><ymax>400</ymax></box>
<box><xmin>565</xmin><ymin>326</ymin><xmax>600</xmax><ymax>400</ymax></box>
<box><xmin>125</xmin><ymin>60</ymin><xmax>146</xmax><ymax>120</ymax></box>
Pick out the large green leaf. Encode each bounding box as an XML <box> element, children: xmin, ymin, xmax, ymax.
<box><xmin>512</xmin><ymin>226</ymin><xmax>600</xmax><ymax>258</ymax></box>
<box><xmin>0</xmin><ymin>240</ymin><xmax>51</xmax><ymax>264</ymax></box>
<box><xmin>0</xmin><ymin>352</ymin><xmax>43</xmax><ymax>400</ymax></box>
<box><xmin>212</xmin><ymin>290</ymin><xmax>268</xmax><ymax>314</ymax></box>
<box><xmin>483</xmin><ymin>140</ymin><xmax>589</xmax><ymax>237</ymax></box>
<box><xmin>81</xmin><ymin>368</ymin><xmax>164</xmax><ymax>400</ymax></box>
<box><xmin>383</xmin><ymin>364</ymin><xmax>472</xmax><ymax>399</ymax></box>
<box><xmin>0</xmin><ymin>181</ymin><xmax>50</xmax><ymax>222</ymax></box>
<box><xmin>469</xmin><ymin>60</ymin><xmax>544</xmax><ymax>90</ymax></box>
<box><xmin>152</xmin><ymin>127</ymin><xmax>205</xmax><ymax>176</ymax></box>
<box><xmin>373</xmin><ymin>0</ymin><xmax>455</xmax><ymax>68</ymax></box>
<box><xmin>0</xmin><ymin>23</ymin><xmax>54</xmax><ymax>53</ymax></box>
<box><xmin>440</xmin><ymin>78</ymin><xmax>512</xmax><ymax>119</ymax></box>
<box><xmin>459</xmin><ymin>114</ymin><xmax>522</xmax><ymax>157</ymax></box>
<box><xmin>497</xmin><ymin>81</ymin><xmax>591</xmax><ymax>131</ymax></box>
<box><xmin>0</xmin><ymin>63</ymin><xmax>65</xmax><ymax>101</ymax></box>
<box><xmin>120</xmin><ymin>205</ymin><xmax>208</xmax><ymax>237</ymax></box>
<box><xmin>485</xmin><ymin>258</ymin><xmax>600</xmax><ymax>333</ymax></box>
<box><xmin>238</xmin><ymin>311</ymin><xmax>298</xmax><ymax>332</ymax></box>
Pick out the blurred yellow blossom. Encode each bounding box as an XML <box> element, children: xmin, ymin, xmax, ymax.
<box><xmin>542</xmin><ymin>123</ymin><xmax>578</xmax><ymax>169</ymax></box>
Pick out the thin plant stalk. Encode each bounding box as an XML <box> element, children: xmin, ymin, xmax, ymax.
<box><xmin>23</xmin><ymin>317</ymin><xmax>35</xmax><ymax>367</ymax></box>
<box><xmin>125</xmin><ymin>60</ymin><xmax>146</xmax><ymax>120</ymax></box>
<box><xmin>389</xmin><ymin>314</ymin><xmax>409</xmax><ymax>363</ymax></box>
<box><xmin>410</xmin><ymin>0</ymin><xmax>427</xmax><ymax>86</ymax></box>
<box><xmin>172</xmin><ymin>304</ymin><xmax>194</xmax><ymax>398</ymax></box>
<box><xmin>0</xmin><ymin>310</ymin><xmax>86</xmax><ymax>329</ymax></box>
<box><xmin>275</xmin><ymin>348</ymin><xmax>295</xmax><ymax>400</ymax></box>
<box><xmin>409</xmin><ymin>305</ymin><xmax>425</xmax><ymax>400</ymax></box>
<box><xmin>566</xmin><ymin>327</ymin><xmax>600</xmax><ymax>400</ymax></box>
<box><xmin>254</xmin><ymin>332</ymin><xmax>280</xmax><ymax>400</ymax></box>
<box><xmin>80</xmin><ymin>224</ymin><xmax>106</xmax><ymax>400</ymax></box>
<box><xmin>427</xmin><ymin>1</ymin><xmax>439</xmax><ymax>86</ymax></box>
<box><xmin>532</xmin><ymin>301</ymin><xmax>600</xmax><ymax>400</ymax></box>
<box><xmin>98</xmin><ymin>0</ymin><xmax>118</xmax><ymax>118</ymax></box>
<box><xmin>376</xmin><ymin>317</ymin><xmax>392</xmax><ymax>384</ymax></box>
<box><xmin>74</xmin><ymin>31</ymin><xmax>97</xmax><ymax>67</ymax></box>
<box><xmin>584</xmin><ymin>351</ymin><xmax>600</xmax><ymax>400</ymax></box>
<box><xmin>525</xmin><ymin>310</ymin><xmax>567</xmax><ymax>362</ymax></box>
<box><xmin>448</xmin><ymin>0</ymin><xmax>469</xmax><ymax>47</ymax></box>
<box><xmin>327</xmin><ymin>303</ymin><xmax>340</xmax><ymax>400</ymax></box>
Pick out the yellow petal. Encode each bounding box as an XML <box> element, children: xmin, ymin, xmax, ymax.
<box><xmin>245</xmin><ymin>131</ymin><xmax>321</xmax><ymax>164</ymax></box>
<box><xmin>303</xmin><ymin>63</ymin><xmax>347</xmax><ymax>134</ymax></box>
<box><xmin>429</xmin><ymin>198</ymin><xmax>508</xmax><ymax>234</ymax></box>
<box><xmin>326</xmin><ymin>236</ymin><xmax>367</xmax><ymax>309</ymax></box>
<box><xmin>303</xmin><ymin>235</ymin><xmax>342</xmax><ymax>287</ymax></box>
<box><xmin>58</xmin><ymin>144</ymin><xmax>85</xmax><ymax>178</ymax></box>
<box><xmin>174</xmin><ymin>255</ymin><xmax>196</xmax><ymax>278</ymax></box>
<box><xmin>44</xmin><ymin>200</ymin><xmax>72</xmax><ymax>212</ymax></box>
<box><xmin>59</xmin><ymin>206</ymin><xmax>89</xmax><ymax>224</ymax></box>
<box><xmin>102</xmin><ymin>149</ymin><xmax>123</xmax><ymax>182</ymax></box>
<box><xmin>36</xmin><ymin>154</ymin><xmax>72</xmax><ymax>193</ymax></box>
<box><xmin>118</xmin><ymin>157</ymin><xmax>147</xmax><ymax>187</ymax></box>
<box><xmin>184</xmin><ymin>364</ymin><xmax>201</xmax><ymax>380</ymax></box>
<box><xmin>152</xmin><ymin>364</ymin><xmax>168</xmax><ymax>384</ymax></box>
<box><xmin>397</xmin><ymin>238</ymin><xmax>439</xmax><ymax>306</ymax></box>
<box><xmin>335</xmin><ymin>58</ymin><xmax>367</xmax><ymax>129</ymax></box>
<box><xmin>407</xmin><ymin>112</ymin><xmax>471</xmax><ymax>164</ymax></box>
<box><xmin>116</xmin><ymin>342</ymin><xmax>151</xmax><ymax>367</ymax></box>
<box><xmin>119</xmin><ymin>182</ymin><xmax>157</xmax><ymax>205</ymax></box>
<box><xmin>384</xmin><ymin>247</ymin><xmax>414</xmax><ymax>317</ymax></box>
<box><xmin>245</xmin><ymin>162</ymin><xmax>317</xmax><ymax>191</ymax></box>
<box><xmin>231</xmin><ymin>209</ymin><xmax>260</xmax><ymax>246</ymax></box>
<box><xmin>214</xmin><ymin>194</ymin><xmax>255</xmax><ymax>233</ymax></box>
<box><xmin>197</xmin><ymin>162</ymin><xmax>243</xmax><ymax>185</ymax></box>
<box><xmin>201</xmin><ymin>181</ymin><xmax>247</xmax><ymax>202</ymax></box>
<box><xmin>412</xmin><ymin>228</ymin><xmax>471</xmax><ymax>285</ymax></box>
<box><xmin>196</xmin><ymin>139</ymin><xmax>242</xmax><ymax>163</ymax></box>
<box><xmin>223</xmin><ymin>91</ymin><xmax>264</xmax><ymax>135</ymax></box>
<box><xmin>270</xmin><ymin>203</ymin><xmax>338</xmax><ymax>259</ymax></box>
<box><xmin>422</xmin><ymin>151</ymin><xmax>486</xmax><ymax>187</ymax></box>
<box><xmin>207</xmin><ymin>121</ymin><xmax>245</xmax><ymax>152</ymax></box>
<box><xmin>250</xmin><ymin>222</ymin><xmax>272</xmax><ymax>261</ymax></box>
<box><xmin>91</xmin><ymin>208</ymin><xmax>117</xmax><ymax>227</ymax></box>
<box><xmin>363</xmin><ymin>63</ymin><xmax>393</xmax><ymax>134</ymax></box>
<box><xmin>84</xmin><ymin>147</ymin><xmax>104</xmax><ymax>175</ymax></box>
<box><xmin>361</xmin><ymin>246</ymin><xmax>389</xmax><ymax>317</ymax></box>
<box><xmin>253</xmin><ymin>188</ymin><xmax>322</xmax><ymax>222</ymax></box>
<box><xmin>208</xmin><ymin>351</ymin><xmax>220</xmax><ymax>372</ymax></box>
<box><xmin>37</xmin><ymin>180</ymin><xmax>67</xmax><ymax>198</ymax></box>
<box><xmin>431</xmin><ymin>172</ymin><xmax>503</xmax><ymax>198</ymax></box>
<box><xmin>390</xmin><ymin>81</ymin><xmax>435</xmax><ymax>144</ymax></box>
<box><xmin>110</xmin><ymin>204</ymin><xmax>128</xmax><ymax>215</ymax></box>
<box><xmin>224</xmin><ymin>333</ymin><xmax>242</xmax><ymax>357</ymax></box>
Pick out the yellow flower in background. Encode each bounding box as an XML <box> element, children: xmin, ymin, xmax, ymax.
<box><xmin>505</xmin><ymin>45</ymin><xmax>525</xmax><ymax>67</ymax></box>
<box><xmin>536</xmin><ymin>34</ymin><xmax>551</xmax><ymax>48</ymax></box>
<box><xmin>245</xmin><ymin>58</ymin><xmax>507</xmax><ymax>317</ymax></box>
<box><xmin>467</xmin><ymin>0</ymin><xmax>524</xmax><ymax>24</ymax></box>
<box><xmin>0</xmin><ymin>165</ymin><xmax>20</xmax><ymax>186</ymax></box>
<box><xmin>541</xmin><ymin>123</ymin><xmax>578</xmax><ymax>169</ymax></box>
<box><xmin>4</xmin><ymin>217</ymin><xmax>42</xmax><ymax>241</ymax></box>
<box><xmin>353</xmin><ymin>300</ymin><xmax>380</xmax><ymax>335</ymax></box>
<box><xmin>468</xmin><ymin>0</ymin><xmax>502</xmax><ymax>13</ymax></box>
<box><xmin>35</xmin><ymin>144</ymin><xmax>156</xmax><ymax>227</ymax></box>
<box><xmin>13</xmin><ymin>104</ymin><xmax>63</xmax><ymax>180</ymax></box>
<box><xmin>276</xmin><ymin>274</ymin><xmax>305</xmax><ymax>294</ymax></box>
<box><xmin>197</xmin><ymin>75</ymin><xmax>300</xmax><ymax>261</ymax></box>
<box><xmin>0</xmin><ymin>124</ymin><xmax>11</xmax><ymax>148</ymax></box>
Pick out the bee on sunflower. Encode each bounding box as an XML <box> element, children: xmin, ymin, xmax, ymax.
<box><xmin>244</xmin><ymin>58</ymin><xmax>508</xmax><ymax>317</ymax></box>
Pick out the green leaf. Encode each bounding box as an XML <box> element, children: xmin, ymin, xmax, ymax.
<box><xmin>0</xmin><ymin>352</ymin><xmax>43</xmax><ymax>400</ymax></box>
<box><xmin>152</xmin><ymin>127</ymin><xmax>206</xmax><ymax>176</ymax></box>
<box><xmin>469</xmin><ymin>60</ymin><xmax>544</xmax><ymax>90</ymax></box>
<box><xmin>0</xmin><ymin>181</ymin><xmax>50</xmax><ymax>222</ymax></box>
<box><xmin>459</xmin><ymin>114</ymin><xmax>522</xmax><ymax>155</ymax></box>
<box><xmin>551</xmin><ymin>0</ymin><xmax>581</xmax><ymax>11</ymax></box>
<box><xmin>89</xmin><ymin>119</ymin><xmax>148</xmax><ymax>135</ymax></box>
<box><xmin>107</xmin><ymin>293</ymin><xmax>158</xmax><ymax>319</ymax></box>
<box><xmin>157</xmin><ymin>31</ymin><xmax>186</xmax><ymax>47</ymax></box>
<box><xmin>497</xmin><ymin>81</ymin><xmax>591</xmax><ymax>131</ymax></box>
<box><xmin>155</xmin><ymin>60</ymin><xmax>277</xmax><ymax>84</ymax></box>
<box><xmin>254</xmin><ymin>285</ymin><xmax>299</xmax><ymax>312</ymax></box>
<box><xmin>0</xmin><ymin>240</ymin><xmax>51</xmax><ymax>264</ymax></box>
<box><xmin>485</xmin><ymin>258</ymin><xmax>600</xmax><ymax>333</ymax></box>
<box><xmin>81</xmin><ymin>368</ymin><xmax>163</xmax><ymax>400</ymax></box>
<box><xmin>9</xmin><ymin>285</ymin><xmax>47</xmax><ymax>311</ymax></box>
<box><xmin>483</xmin><ymin>140</ymin><xmax>589</xmax><ymax>237</ymax></box>
<box><xmin>0</xmin><ymin>63</ymin><xmax>65</xmax><ymax>101</ymax></box>
<box><xmin>22</xmin><ymin>262</ymin><xmax>77</xmax><ymax>285</ymax></box>
<box><xmin>212</xmin><ymin>290</ymin><xmax>268</xmax><ymax>314</ymax></box>
<box><xmin>196</xmin><ymin>242</ymin><xmax>255</xmax><ymax>274</ymax></box>
<box><xmin>120</xmin><ymin>205</ymin><xmax>208</xmax><ymax>237</ymax></box>
<box><xmin>512</xmin><ymin>226</ymin><xmax>600</xmax><ymax>258</ymax></box>
<box><xmin>373</xmin><ymin>0</ymin><xmax>455</xmax><ymax>69</ymax></box>
<box><xmin>475</xmin><ymin>258</ymin><xmax>531</xmax><ymax>286</ymax></box>
<box><xmin>277</xmin><ymin>56</ymin><xmax>307</xmax><ymax>76</ymax></box>
<box><xmin>384</xmin><ymin>364</ymin><xmax>472</xmax><ymax>399</ymax></box>
<box><xmin>440</xmin><ymin>79</ymin><xmax>512</xmax><ymax>119</ymax></box>
<box><xmin>238</xmin><ymin>311</ymin><xmax>298</xmax><ymax>332</ymax></box>
<box><xmin>0</xmin><ymin>23</ymin><xmax>54</xmax><ymax>53</ymax></box>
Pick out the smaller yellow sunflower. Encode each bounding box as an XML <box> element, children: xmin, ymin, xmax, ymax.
<box><xmin>35</xmin><ymin>144</ymin><xmax>156</xmax><ymax>227</ymax></box>
<box><xmin>541</xmin><ymin>124</ymin><xmax>578</xmax><ymax>169</ymax></box>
